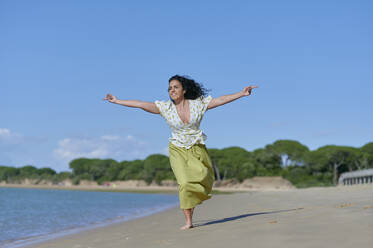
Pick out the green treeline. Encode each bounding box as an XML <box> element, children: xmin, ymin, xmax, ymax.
<box><xmin>1</xmin><ymin>140</ymin><xmax>373</xmax><ymax>188</ymax></box>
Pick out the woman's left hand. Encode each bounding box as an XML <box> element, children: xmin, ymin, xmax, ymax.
<box><xmin>242</xmin><ymin>86</ymin><xmax>258</xmax><ymax>96</ymax></box>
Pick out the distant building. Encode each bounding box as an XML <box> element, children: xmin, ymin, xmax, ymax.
<box><xmin>338</xmin><ymin>169</ymin><xmax>373</xmax><ymax>185</ymax></box>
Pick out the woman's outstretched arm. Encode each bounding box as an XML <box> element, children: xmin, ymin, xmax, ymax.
<box><xmin>207</xmin><ymin>86</ymin><xmax>258</xmax><ymax>110</ymax></box>
<box><xmin>103</xmin><ymin>94</ymin><xmax>160</xmax><ymax>114</ymax></box>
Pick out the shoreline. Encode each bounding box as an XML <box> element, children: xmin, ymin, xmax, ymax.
<box><xmin>2</xmin><ymin>183</ymin><xmax>372</xmax><ymax>248</ymax></box>
<box><xmin>21</xmin><ymin>183</ymin><xmax>373</xmax><ymax>248</ymax></box>
<box><xmin>3</xmin><ymin>201</ymin><xmax>179</xmax><ymax>248</ymax></box>
<box><xmin>1</xmin><ymin>181</ymin><xmax>293</xmax><ymax>247</ymax></box>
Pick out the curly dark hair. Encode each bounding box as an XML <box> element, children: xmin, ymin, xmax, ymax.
<box><xmin>168</xmin><ymin>75</ymin><xmax>209</xmax><ymax>100</ymax></box>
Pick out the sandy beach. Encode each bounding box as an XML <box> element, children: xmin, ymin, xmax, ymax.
<box><xmin>22</xmin><ymin>184</ymin><xmax>373</xmax><ymax>248</ymax></box>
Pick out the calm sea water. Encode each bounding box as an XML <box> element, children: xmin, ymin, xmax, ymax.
<box><xmin>0</xmin><ymin>187</ymin><xmax>179</xmax><ymax>248</ymax></box>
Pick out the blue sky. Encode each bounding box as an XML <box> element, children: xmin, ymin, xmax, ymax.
<box><xmin>1</xmin><ymin>0</ymin><xmax>372</xmax><ymax>172</ymax></box>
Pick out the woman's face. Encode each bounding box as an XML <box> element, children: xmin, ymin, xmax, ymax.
<box><xmin>168</xmin><ymin>80</ymin><xmax>186</xmax><ymax>102</ymax></box>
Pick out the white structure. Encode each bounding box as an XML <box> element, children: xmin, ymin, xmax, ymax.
<box><xmin>338</xmin><ymin>169</ymin><xmax>373</xmax><ymax>185</ymax></box>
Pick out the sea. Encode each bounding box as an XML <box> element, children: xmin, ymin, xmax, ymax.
<box><xmin>0</xmin><ymin>187</ymin><xmax>179</xmax><ymax>248</ymax></box>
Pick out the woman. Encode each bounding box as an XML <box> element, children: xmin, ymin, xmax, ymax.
<box><xmin>103</xmin><ymin>75</ymin><xmax>258</xmax><ymax>230</ymax></box>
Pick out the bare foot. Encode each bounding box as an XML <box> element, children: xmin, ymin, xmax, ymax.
<box><xmin>180</xmin><ymin>224</ymin><xmax>194</xmax><ymax>230</ymax></box>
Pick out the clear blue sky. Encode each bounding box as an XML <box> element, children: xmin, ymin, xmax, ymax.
<box><xmin>1</xmin><ymin>0</ymin><xmax>372</xmax><ymax>172</ymax></box>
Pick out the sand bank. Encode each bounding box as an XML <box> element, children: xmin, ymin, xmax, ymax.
<box><xmin>24</xmin><ymin>184</ymin><xmax>373</xmax><ymax>248</ymax></box>
<box><xmin>0</xmin><ymin>176</ymin><xmax>295</xmax><ymax>194</ymax></box>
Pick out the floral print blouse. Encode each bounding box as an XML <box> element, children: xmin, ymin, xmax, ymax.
<box><xmin>155</xmin><ymin>95</ymin><xmax>213</xmax><ymax>149</ymax></box>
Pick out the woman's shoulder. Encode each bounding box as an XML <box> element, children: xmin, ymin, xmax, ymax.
<box><xmin>154</xmin><ymin>99</ymin><xmax>173</xmax><ymax>112</ymax></box>
<box><xmin>191</xmin><ymin>95</ymin><xmax>212</xmax><ymax>114</ymax></box>
<box><xmin>193</xmin><ymin>95</ymin><xmax>212</xmax><ymax>105</ymax></box>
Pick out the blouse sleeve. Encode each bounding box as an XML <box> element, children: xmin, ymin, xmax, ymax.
<box><xmin>200</xmin><ymin>95</ymin><xmax>212</xmax><ymax>114</ymax></box>
<box><xmin>154</xmin><ymin>100</ymin><xmax>171</xmax><ymax>119</ymax></box>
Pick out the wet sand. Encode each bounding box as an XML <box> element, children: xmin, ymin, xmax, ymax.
<box><xmin>25</xmin><ymin>184</ymin><xmax>373</xmax><ymax>248</ymax></box>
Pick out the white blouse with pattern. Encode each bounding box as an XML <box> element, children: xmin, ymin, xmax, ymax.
<box><xmin>155</xmin><ymin>95</ymin><xmax>212</xmax><ymax>149</ymax></box>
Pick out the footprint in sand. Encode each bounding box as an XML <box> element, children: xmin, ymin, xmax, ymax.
<box><xmin>155</xmin><ymin>239</ymin><xmax>172</xmax><ymax>245</ymax></box>
<box><xmin>336</xmin><ymin>203</ymin><xmax>353</xmax><ymax>208</ymax></box>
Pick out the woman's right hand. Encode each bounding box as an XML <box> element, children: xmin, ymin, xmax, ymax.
<box><xmin>103</xmin><ymin>93</ymin><xmax>117</xmax><ymax>103</ymax></box>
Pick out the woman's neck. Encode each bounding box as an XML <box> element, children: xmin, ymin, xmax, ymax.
<box><xmin>174</xmin><ymin>98</ymin><xmax>188</xmax><ymax>106</ymax></box>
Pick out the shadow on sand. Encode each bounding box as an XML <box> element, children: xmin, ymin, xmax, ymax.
<box><xmin>194</xmin><ymin>208</ymin><xmax>303</xmax><ymax>227</ymax></box>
